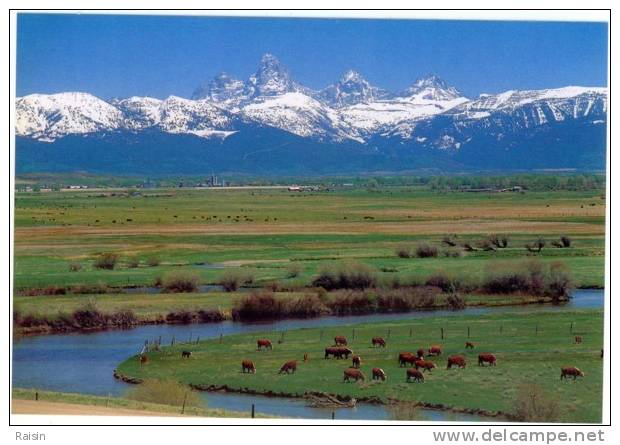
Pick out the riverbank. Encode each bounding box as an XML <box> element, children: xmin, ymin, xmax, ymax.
<box><xmin>115</xmin><ymin>309</ymin><xmax>604</xmax><ymax>423</ymax></box>
<box><xmin>13</xmin><ymin>289</ymin><xmax>575</xmax><ymax>336</ymax></box>
<box><xmin>11</xmin><ymin>388</ymin><xmax>268</xmax><ymax>418</ymax></box>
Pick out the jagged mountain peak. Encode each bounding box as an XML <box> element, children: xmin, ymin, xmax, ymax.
<box><xmin>318</xmin><ymin>69</ymin><xmax>388</xmax><ymax>107</ymax></box>
<box><xmin>399</xmin><ymin>74</ymin><xmax>465</xmax><ymax>101</ymax></box>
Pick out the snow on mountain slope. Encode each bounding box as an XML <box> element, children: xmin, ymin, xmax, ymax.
<box><xmin>241</xmin><ymin>92</ymin><xmax>360</xmax><ymax>142</ymax></box>
<box><xmin>339</xmin><ymin>75</ymin><xmax>469</xmax><ymax>138</ymax></box>
<box><xmin>157</xmin><ymin>96</ymin><xmax>236</xmax><ymax>138</ymax></box>
<box><xmin>16</xmin><ymin>92</ymin><xmax>124</xmax><ymax>141</ymax></box>
<box><xmin>317</xmin><ymin>70</ymin><xmax>390</xmax><ymax>107</ymax></box>
<box><xmin>113</xmin><ymin>96</ymin><xmax>163</xmax><ymax>129</ymax></box>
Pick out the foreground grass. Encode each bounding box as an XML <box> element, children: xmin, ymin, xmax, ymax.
<box><xmin>116</xmin><ymin>309</ymin><xmax>603</xmax><ymax>423</ymax></box>
<box><xmin>12</xmin><ymin>388</ymin><xmax>269</xmax><ymax>418</ymax></box>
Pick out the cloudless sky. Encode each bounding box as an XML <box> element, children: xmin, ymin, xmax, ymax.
<box><xmin>16</xmin><ymin>14</ymin><xmax>608</xmax><ymax>100</ymax></box>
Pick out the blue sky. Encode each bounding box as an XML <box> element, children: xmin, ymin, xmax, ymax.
<box><xmin>16</xmin><ymin>14</ymin><xmax>608</xmax><ymax>99</ymax></box>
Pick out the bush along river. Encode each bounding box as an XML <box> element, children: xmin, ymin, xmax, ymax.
<box><xmin>12</xmin><ymin>289</ymin><xmax>603</xmax><ymax>421</ymax></box>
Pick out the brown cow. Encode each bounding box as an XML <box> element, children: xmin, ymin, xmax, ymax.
<box><xmin>325</xmin><ymin>347</ymin><xmax>353</xmax><ymax>359</ymax></box>
<box><xmin>428</xmin><ymin>345</ymin><xmax>442</xmax><ymax>356</ymax></box>
<box><xmin>372</xmin><ymin>367</ymin><xmax>386</xmax><ymax>381</ymax></box>
<box><xmin>416</xmin><ymin>348</ymin><xmax>425</xmax><ymax>359</ymax></box>
<box><xmin>478</xmin><ymin>353</ymin><xmax>497</xmax><ymax>366</ymax></box>
<box><xmin>447</xmin><ymin>355</ymin><xmax>466</xmax><ymax>369</ymax></box>
<box><xmin>560</xmin><ymin>366</ymin><xmax>585</xmax><ymax>380</ymax></box>
<box><xmin>465</xmin><ymin>342</ymin><xmax>475</xmax><ymax>349</ymax></box>
<box><xmin>406</xmin><ymin>368</ymin><xmax>425</xmax><ymax>383</ymax></box>
<box><xmin>279</xmin><ymin>360</ymin><xmax>297</xmax><ymax>374</ymax></box>
<box><xmin>398</xmin><ymin>352</ymin><xmax>417</xmax><ymax>367</ymax></box>
<box><xmin>574</xmin><ymin>336</ymin><xmax>583</xmax><ymax>344</ymax></box>
<box><xmin>181</xmin><ymin>350</ymin><xmax>192</xmax><ymax>358</ymax></box>
<box><xmin>343</xmin><ymin>368</ymin><xmax>365</xmax><ymax>382</ymax></box>
<box><xmin>334</xmin><ymin>336</ymin><xmax>348</xmax><ymax>346</ymax></box>
<box><xmin>372</xmin><ymin>337</ymin><xmax>386</xmax><ymax>348</ymax></box>
<box><xmin>257</xmin><ymin>339</ymin><xmax>272</xmax><ymax>350</ymax></box>
<box><xmin>241</xmin><ymin>360</ymin><xmax>256</xmax><ymax>373</ymax></box>
<box><xmin>415</xmin><ymin>360</ymin><xmax>437</xmax><ymax>372</ymax></box>
<box><xmin>139</xmin><ymin>354</ymin><xmax>148</xmax><ymax>366</ymax></box>
<box><xmin>352</xmin><ymin>355</ymin><xmax>362</xmax><ymax>368</ymax></box>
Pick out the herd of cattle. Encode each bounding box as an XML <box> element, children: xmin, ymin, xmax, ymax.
<box><xmin>230</xmin><ymin>335</ymin><xmax>584</xmax><ymax>383</ymax></box>
<box><xmin>139</xmin><ymin>334</ymin><xmax>586</xmax><ymax>383</ymax></box>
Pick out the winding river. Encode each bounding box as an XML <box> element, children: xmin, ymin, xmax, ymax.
<box><xmin>12</xmin><ymin>289</ymin><xmax>603</xmax><ymax>421</ymax></box>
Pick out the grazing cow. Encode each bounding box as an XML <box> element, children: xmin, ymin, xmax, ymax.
<box><xmin>241</xmin><ymin>360</ymin><xmax>256</xmax><ymax>373</ymax></box>
<box><xmin>257</xmin><ymin>339</ymin><xmax>273</xmax><ymax>350</ymax></box>
<box><xmin>428</xmin><ymin>345</ymin><xmax>442</xmax><ymax>356</ymax></box>
<box><xmin>139</xmin><ymin>354</ymin><xmax>148</xmax><ymax>366</ymax></box>
<box><xmin>343</xmin><ymin>368</ymin><xmax>365</xmax><ymax>382</ymax></box>
<box><xmin>465</xmin><ymin>342</ymin><xmax>475</xmax><ymax>349</ymax></box>
<box><xmin>372</xmin><ymin>367</ymin><xmax>386</xmax><ymax>381</ymax></box>
<box><xmin>575</xmin><ymin>336</ymin><xmax>583</xmax><ymax>344</ymax></box>
<box><xmin>478</xmin><ymin>353</ymin><xmax>497</xmax><ymax>366</ymax></box>
<box><xmin>334</xmin><ymin>336</ymin><xmax>348</xmax><ymax>346</ymax></box>
<box><xmin>415</xmin><ymin>360</ymin><xmax>436</xmax><ymax>372</ymax></box>
<box><xmin>325</xmin><ymin>347</ymin><xmax>353</xmax><ymax>359</ymax></box>
<box><xmin>372</xmin><ymin>337</ymin><xmax>386</xmax><ymax>348</ymax></box>
<box><xmin>561</xmin><ymin>366</ymin><xmax>585</xmax><ymax>380</ymax></box>
<box><xmin>406</xmin><ymin>368</ymin><xmax>425</xmax><ymax>383</ymax></box>
<box><xmin>398</xmin><ymin>352</ymin><xmax>417</xmax><ymax>367</ymax></box>
<box><xmin>601</xmin><ymin>349</ymin><xmax>604</xmax><ymax>359</ymax></box>
<box><xmin>181</xmin><ymin>350</ymin><xmax>192</xmax><ymax>358</ymax></box>
<box><xmin>447</xmin><ymin>355</ymin><xmax>466</xmax><ymax>369</ymax></box>
<box><xmin>303</xmin><ymin>353</ymin><xmax>308</xmax><ymax>362</ymax></box>
<box><xmin>352</xmin><ymin>355</ymin><xmax>362</xmax><ymax>368</ymax></box>
<box><xmin>416</xmin><ymin>348</ymin><xmax>425</xmax><ymax>359</ymax></box>
<box><xmin>279</xmin><ymin>360</ymin><xmax>297</xmax><ymax>374</ymax></box>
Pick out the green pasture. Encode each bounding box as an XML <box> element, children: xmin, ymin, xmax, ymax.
<box><xmin>116</xmin><ymin>309</ymin><xmax>604</xmax><ymax>423</ymax></box>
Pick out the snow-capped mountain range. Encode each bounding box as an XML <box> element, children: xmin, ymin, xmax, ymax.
<box><xmin>16</xmin><ymin>53</ymin><xmax>607</xmax><ymax>174</ymax></box>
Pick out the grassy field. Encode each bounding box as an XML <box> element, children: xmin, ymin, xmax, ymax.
<box><xmin>13</xmin><ymin>187</ymin><xmax>605</xmax><ymax>321</ymax></box>
<box><xmin>11</xmin><ymin>388</ymin><xmax>269</xmax><ymax>418</ymax></box>
<box><xmin>115</xmin><ymin>309</ymin><xmax>604</xmax><ymax>423</ymax></box>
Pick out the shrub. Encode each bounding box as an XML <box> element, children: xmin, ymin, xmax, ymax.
<box><xmin>482</xmin><ymin>260</ymin><xmax>573</xmax><ymax>298</ymax></box>
<box><xmin>326</xmin><ymin>290</ymin><xmax>376</xmax><ymax>315</ymax></box>
<box><xmin>162</xmin><ymin>271</ymin><xmax>199</xmax><ymax>293</ymax></box>
<box><xmin>425</xmin><ymin>272</ymin><xmax>468</xmax><ymax>293</ymax></box>
<box><xmin>286</xmin><ymin>263</ymin><xmax>303</xmax><ymax>278</ymax></box>
<box><xmin>415</xmin><ymin>243</ymin><xmax>438</xmax><ymax>258</ymax></box>
<box><xmin>446</xmin><ymin>292</ymin><xmax>466</xmax><ymax>310</ymax></box>
<box><xmin>560</xmin><ymin>236</ymin><xmax>572</xmax><ymax>248</ymax></box>
<box><xmin>219</xmin><ymin>270</ymin><xmax>253</xmax><ymax>292</ymax></box>
<box><xmin>285</xmin><ymin>294</ymin><xmax>330</xmax><ymax>318</ymax></box>
<box><xmin>514</xmin><ymin>384</ymin><xmax>560</xmax><ymax>422</ymax></box>
<box><xmin>488</xmin><ymin>234</ymin><xmax>509</xmax><ymax>248</ymax></box>
<box><xmin>478</xmin><ymin>239</ymin><xmax>496</xmax><ymax>252</ymax></box>
<box><xmin>312</xmin><ymin>262</ymin><xmax>378</xmax><ymax>290</ymax></box>
<box><xmin>525</xmin><ymin>237</ymin><xmax>546</xmax><ymax>253</ymax></box>
<box><xmin>197</xmin><ymin>309</ymin><xmax>226</xmax><ymax>323</ymax></box>
<box><xmin>146</xmin><ymin>257</ymin><xmax>160</xmax><ymax>267</ymax></box>
<box><xmin>126</xmin><ymin>257</ymin><xmax>140</xmax><ymax>268</ymax></box>
<box><xmin>545</xmin><ymin>262</ymin><xmax>574</xmax><ymax>301</ymax></box>
<box><xmin>68</xmin><ymin>262</ymin><xmax>82</xmax><ymax>272</ymax></box>
<box><xmin>375</xmin><ymin>287</ymin><xmax>438</xmax><ymax>312</ymax></box>
<box><xmin>125</xmin><ymin>379</ymin><xmax>203</xmax><ymax>409</ymax></box>
<box><xmin>231</xmin><ymin>290</ymin><xmax>284</xmax><ymax>321</ymax></box>
<box><xmin>395</xmin><ymin>245</ymin><xmax>412</xmax><ymax>258</ymax></box>
<box><xmin>442</xmin><ymin>235</ymin><xmax>458</xmax><ymax>247</ymax></box>
<box><xmin>165</xmin><ymin>310</ymin><xmax>195</xmax><ymax>324</ymax></box>
<box><xmin>93</xmin><ymin>253</ymin><xmax>118</xmax><ymax>270</ymax></box>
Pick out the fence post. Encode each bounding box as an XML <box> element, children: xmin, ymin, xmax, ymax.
<box><xmin>220</xmin><ymin>333</ymin><xmax>223</xmax><ymax>344</ymax></box>
<box><xmin>441</xmin><ymin>327</ymin><xmax>444</xmax><ymax>340</ymax></box>
<box><xmin>409</xmin><ymin>327</ymin><xmax>412</xmax><ymax>338</ymax></box>
<box><xmin>535</xmin><ymin>324</ymin><xmax>539</xmax><ymax>335</ymax></box>
<box><xmin>570</xmin><ymin>322</ymin><xmax>573</xmax><ymax>334</ymax></box>
<box><xmin>251</xmin><ymin>404</ymin><xmax>255</xmax><ymax>418</ymax></box>
<box><xmin>352</xmin><ymin>329</ymin><xmax>355</xmax><ymax>340</ymax></box>
<box><xmin>35</xmin><ymin>391</ymin><xmax>38</xmax><ymax>401</ymax></box>
<box><xmin>387</xmin><ymin>328</ymin><xmax>391</xmax><ymax>339</ymax></box>
<box><xmin>331</xmin><ymin>411</ymin><xmax>335</xmax><ymax>420</ymax></box>
<box><xmin>158</xmin><ymin>335</ymin><xmax>162</xmax><ymax>345</ymax></box>
<box><xmin>171</xmin><ymin>336</ymin><xmax>175</xmax><ymax>346</ymax></box>
<box><xmin>181</xmin><ymin>393</ymin><xmax>187</xmax><ymax>414</ymax></box>
<box><xmin>499</xmin><ymin>325</ymin><xmax>503</xmax><ymax>335</ymax></box>
<box><xmin>196</xmin><ymin>336</ymin><xmax>200</xmax><ymax>344</ymax></box>
<box><xmin>467</xmin><ymin>326</ymin><xmax>470</xmax><ymax>338</ymax></box>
